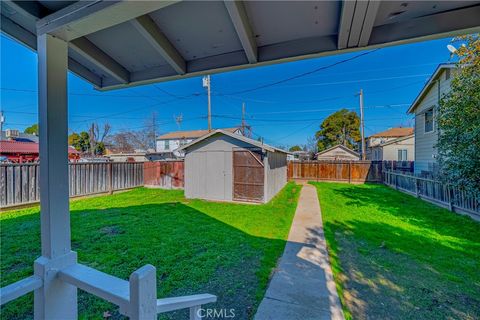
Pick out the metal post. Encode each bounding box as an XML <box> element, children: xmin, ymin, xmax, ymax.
<box><xmin>359</xmin><ymin>89</ymin><xmax>366</xmax><ymax>160</ymax></box>
<box><xmin>34</xmin><ymin>33</ymin><xmax>77</xmax><ymax>320</ymax></box>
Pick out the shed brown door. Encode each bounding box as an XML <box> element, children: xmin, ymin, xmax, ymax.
<box><xmin>233</xmin><ymin>150</ymin><xmax>264</xmax><ymax>202</ymax></box>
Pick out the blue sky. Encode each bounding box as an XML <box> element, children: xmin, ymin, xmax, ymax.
<box><xmin>1</xmin><ymin>33</ymin><xmax>454</xmax><ymax>147</ymax></box>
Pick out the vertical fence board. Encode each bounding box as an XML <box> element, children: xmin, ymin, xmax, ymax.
<box><xmin>1</xmin><ymin>162</ymin><xmax>145</xmax><ymax>208</ymax></box>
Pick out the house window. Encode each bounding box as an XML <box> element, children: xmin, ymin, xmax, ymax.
<box><xmin>424</xmin><ymin>109</ymin><xmax>434</xmax><ymax>133</ymax></box>
<box><xmin>445</xmin><ymin>69</ymin><xmax>451</xmax><ymax>80</ymax></box>
<box><xmin>165</xmin><ymin>140</ymin><xmax>170</xmax><ymax>150</ymax></box>
<box><xmin>398</xmin><ymin>149</ymin><xmax>407</xmax><ymax>161</ymax></box>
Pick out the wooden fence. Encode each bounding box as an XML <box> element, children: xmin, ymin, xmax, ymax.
<box><xmin>144</xmin><ymin>161</ymin><xmax>184</xmax><ymax>189</ymax></box>
<box><xmin>0</xmin><ymin>162</ymin><xmax>144</xmax><ymax>208</ymax></box>
<box><xmin>383</xmin><ymin>170</ymin><xmax>479</xmax><ymax>217</ymax></box>
<box><xmin>287</xmin><ymin>160</ymin><xmax>383</xmax><ymax>183</ymax></box>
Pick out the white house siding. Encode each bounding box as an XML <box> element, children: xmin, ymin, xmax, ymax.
<box><xmin>156</xmin><ymin>139</ymin><xmax>193</xmax><ymax>152</ymax></box>
<box><xmin>413</xmin><ymin>69</ymin><xmax>452</xmax><ymax>174</ymax></box>
<box><xmin>264</xmin><ymin>151</ymin><xmax>287</xmax><ymax>202</ymax></box>
<box><xmin>366</xmin><ymin>137</ymin><xmax>397</xmax><ymax>160</ymax></box>
<box><xmin>381</xmin><ymin>136</ymin><xmax>415</xmax><ymax>161</ymax></box>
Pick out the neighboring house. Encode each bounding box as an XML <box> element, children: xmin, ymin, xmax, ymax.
<box><xmin>407</xmin><ymin>63</ymin><xmax>456</xmax><ymax>175</ymax></box>
<box><xmin>287</xmin><ymin>150</ymin><xmax>311</xmax><ymax>161</ymax></box>
<box><xmin>0</xmin><ymin>129</ymin><xmax>39</xmax><ymax>143</ymax></box>
<box><xmin>364</xmin><ymin>127</ymin><xmax>414</xmax><ymax>160</ymax></box>
<box><xmin>369</xmin><ymin>134</ymin><xmax>415</xmax><ymax>161</ymax></box>
<box><xmin>156</xmin><ymin>127</ymin><xmax>242</xmax><ymax>159</ymax></box>
<box><xmin>107</xmin><ymin>152</ymin><xmax>166</xmax><ymax>162</ymax></box>
<box><xmin>178</xmin><ymin>129</ymin><xmax>288</xmax><ymax>203</ymax></box>
<box><xmin>316</xmin><ymin>145</ymin><xmax>360</xmax><ymax>161</ymax></box>
<box><xmin>0</xmin><ymin>140</ymin><xmax>79</xmax><ymax>163</ymax></box>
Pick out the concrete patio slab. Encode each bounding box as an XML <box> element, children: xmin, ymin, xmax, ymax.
<box><xmin>255</xmin><ymin>184</ymin><xmax>344</xmax><ymax>320</ymax></box>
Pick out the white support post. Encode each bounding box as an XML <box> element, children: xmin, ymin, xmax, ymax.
<box><xmin>34</xmin><ymin>33</ymin><xmax>78</xmax><ymax>320</ymax></box>
<box><xmin>128</xmin><ymin>264</ymin><xmax>157</xmax><ymax>320</ymax></box>
<box><xmin>190</xmin><ymin>305</ymin><xmax>202</xmax><ymax>320</ymax></box>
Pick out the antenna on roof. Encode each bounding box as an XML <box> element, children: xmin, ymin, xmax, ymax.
<box><xmin>174</xmin><ymin>113</ymin><xmax>183</xmax><ymax>129</ymax></box>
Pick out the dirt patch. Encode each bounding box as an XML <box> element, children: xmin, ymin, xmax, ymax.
<box><xmin>100</xmin><ymin>225</ymin><xmax>124</xmax><ymax>236</ymax></box>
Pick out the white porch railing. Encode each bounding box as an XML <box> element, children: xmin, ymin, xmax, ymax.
<box><xmin>0</xmin><ymin>263</ymin><xmax>216</xmax><ymax>319</ymax></box>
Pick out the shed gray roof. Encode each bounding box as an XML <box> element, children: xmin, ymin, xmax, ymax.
<box><xmin>177</xmin><ymin>129</ymin><xmax>290</xmax><ymax>154</ymax></box>
<box><xmin>1</xmin><ymin>1</ymin><xmax>479</xmax><ymax>91</ymax></box>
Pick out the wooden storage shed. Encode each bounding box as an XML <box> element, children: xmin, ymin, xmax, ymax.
<box><xmin>178</xmin><ymin>130</ymin><xmax>288</xmax><ymax>203</ymax></box>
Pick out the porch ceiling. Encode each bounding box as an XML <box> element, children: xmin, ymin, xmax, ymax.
<box><xmin>1</xmin><ymin>0</ymin><xmax>480</xmax><ymax>91</ymax></box>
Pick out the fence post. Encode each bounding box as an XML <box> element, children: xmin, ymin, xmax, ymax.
<box><xmin>348</xmin><ymin>162</ymin><xmax>351</xmax><ymax>184</ymax></box>
<box><xmin>415</xmin><ymin>178</ymin><xmax>419</xmax><ymax>197</ymax></box>
<box><xmin>108</xmin><ymin>163</ymin><xmax>113</xmax><ymax>195</ymax></box>
<box><xmin>448</xmin><ymin>186</ymin><xmax>454</xmax><ymax>212</ymax></box>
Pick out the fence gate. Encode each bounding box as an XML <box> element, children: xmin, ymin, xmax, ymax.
<box><xmin>233</xmin><ymin>150</ymin><xmax>264</xmax><ymax>202</ymax></box>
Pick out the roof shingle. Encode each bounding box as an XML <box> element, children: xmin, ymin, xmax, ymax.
<box><xmin>369</xmin><ymin>127</ymin><xmax>414</xmax><ymax>138</ymax></box>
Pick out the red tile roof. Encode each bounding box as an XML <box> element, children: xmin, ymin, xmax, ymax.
<box><xmin>369</xmin><ymin>127</ymin><xmax>414</xmax><ymax>138</ymax></box>
<box><xmin>0</xmin><ymin>140</ymin><xmax>79</xmax><ymax>154</ymax></box>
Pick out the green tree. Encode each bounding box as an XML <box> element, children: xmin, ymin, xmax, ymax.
<box><xmin>24</xmin><ymin>124</ymin><xmax>38</xmax><ymax>135</ymax></box>
<box><xmin>68</xmin><ymin>131</ymin><xmax>90</xmax><ymax>152</ymax></box>
<box><xmin>437</xmin><ymin>34</ymin><xmax>480</xmax><ymax>197</ymax></box>
<box><xmin>289</xmin><ymin>145</ymin><xmax>302</xmax><ymax>152</ymax></box>
<box><xmin>315</xmin><ymin>109</ymin><xmax>360</xmax><ymax>151</ymax></box>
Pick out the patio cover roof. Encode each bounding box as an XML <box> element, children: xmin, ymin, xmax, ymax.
<box><xmin>1</xmin><ymin>0</ymin><xmax>480</xmax><ymax>91</ymax></box>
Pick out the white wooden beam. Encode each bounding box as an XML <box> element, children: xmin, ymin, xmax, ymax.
<box><xmin>70</xmin><ymin>37</ymin><xmax>130</xmax><ymax>84</ymax></box>
<box><xmin>337</xmin><ymin>0</ymin><xmax>356</xmax><ymax>50</ymax></box>
<box><xmin>224</xmin><ymin>0</ymin><xmax>257</xmax><ymax>63</ymax></box>
<box><xmin>358</xmin><ymin>1</ymin><xmax>381</xmax><ymax>47</ymax></box>
<box><xmin>130</xmin><ymin>15</ymin><xmax>186</xmax><ymax>74</ymax></box>
<box><xmin>36</xmin><ymin>0</ymin><xmax>181</xmax><ymax>41</ymax></box>
<box><xmin>35</xmin><ymin>33</ymin><xmax>78</xmax><ymax>320</ymax></box>
<box><xmin>0</xmin><ymin>276</ymin><xmax>43</xmax><ymax>306</ymax></box>
<box><xmin>347</xmin><ymin>0</ymin><xmax>369</xmax><ymax>48</ymax></box>
<box><xmin>129</xmin><ymin>264</ymin><xmax>157</xmax><ymax>319</ymax></box>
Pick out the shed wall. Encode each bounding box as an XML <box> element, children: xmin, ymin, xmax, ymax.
<box><xmin>184</xmin><ymin>134</ymin><xmax>260</xmax><ymax>202</ymax></box>
<box><xmin>265</xmin><ymin>151</ymin><xmax>287</xmax><ymax>202</ymax></box>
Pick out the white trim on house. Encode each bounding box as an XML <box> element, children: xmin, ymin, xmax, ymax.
<box><xmin>407</xmin><ymin>63</ymin><xmax>456</xmax><ymax>114</ymax></box>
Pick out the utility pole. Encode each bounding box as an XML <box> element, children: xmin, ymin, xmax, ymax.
<box><xmin>359</xmin><ymin>89</ymin><xmax>366</xmax><ymax>160</ymax></box>
<box><xmin>240</xmin><ymin>102</ymin><xmax>251</xmax><ymax>138</ymax></box>
<box><xmin>203</xmin><ymin>75</ymin><xmax>212</xmax><ymax>131</ymax></box>
<box><xmin>0</xmin><ymin>111</ymin><xmax>4</xmax><ymax>139</ymax></box>
<box><xmin>151</xmin><ymin>112</ymin><xmax>157</xmax><ymax>151</ymax></box>
<box><xmin>241</xmin><ymin>102</ymin><xmax>246</xmax><ymax>135</ymax></box>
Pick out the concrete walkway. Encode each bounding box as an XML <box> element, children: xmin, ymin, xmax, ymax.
<box><xmin>255</xmin><ymin>184</ymin><xmax>344</xmax><ymax>320</ymax></box>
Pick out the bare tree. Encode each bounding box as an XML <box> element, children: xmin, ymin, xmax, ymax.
<box><xmin>122</xmin><ymin>113</ymin><xmax>159</xmax><ymax>152</ymax></box>
<box><xmin>88</xmin><ymin>122</ymin><xmax>111</xmax><ymax>155</ymax></box>
<box><xmin>105</xmin><ymin>132</ymin><xmax>134</xmax><ymax>153</ymax></box>
<box><xmin>305</xmin><ymin>136</ymin><xmax>318</xmax><ymax>159</ymax></box>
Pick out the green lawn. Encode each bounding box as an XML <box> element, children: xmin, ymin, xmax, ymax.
<box><xmin>312</xmin><ymin>182</ymin><xmax>480</xmax><ymax>320</ymax></box>
<box><xmin>0</xmin><ymin>183</ymin><xmax>300</xmax><ymax>319</ymax></box>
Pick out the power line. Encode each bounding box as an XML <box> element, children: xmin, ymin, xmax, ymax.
<box><xmin>224</xmin><ymin>48</ymin><xmax>381</xmax><ymax>95</ymax></box>
<box><xmin>270</xmin><ymin>74</ymin><xmax>430</xmax><ymax>89</ymax></box>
